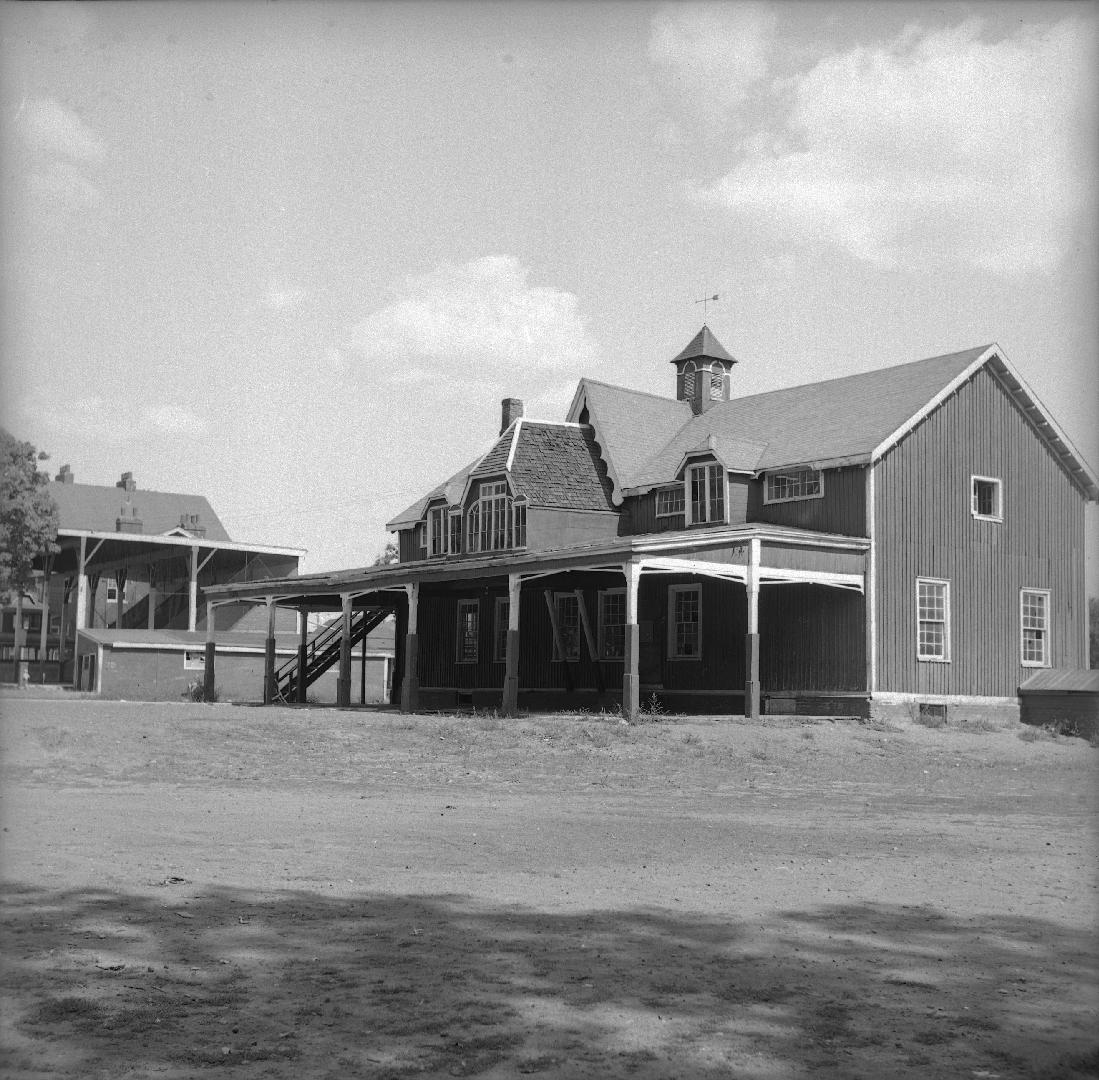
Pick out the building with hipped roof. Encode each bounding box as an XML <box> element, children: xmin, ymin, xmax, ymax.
<box><xmin>202</xmin><ymin>327</ymin><xmax>1097</xmax><ymax>723</ymax></box>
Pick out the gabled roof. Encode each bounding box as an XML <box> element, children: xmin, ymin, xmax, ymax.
<box><xmin>669</xmin><ymin>324</ymin><xmax>737</xmax><ymax>366</ymax></box>
<box><xmin>47</xmin><ymin>481</ymin><xmax>232</xmax><ymax>540</ymax></box>
<box><xmin>387</xmin><ymin>420</ymin><xmax>616</xmax><ymax>529</ymax></box>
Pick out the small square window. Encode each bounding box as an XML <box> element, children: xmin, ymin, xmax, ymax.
<box><xmin>183</xmin><ymin>651</ymin><xmax>205</xmax><ymax>670</ymax></box>
<box><xmin>971</xmin><ymin>476</ymin><xmax>1002</xmax><ymax>521</ymax></box>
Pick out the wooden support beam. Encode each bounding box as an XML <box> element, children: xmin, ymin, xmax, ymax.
<box><xmin>37</xmin><ymin>562</ymin><xmax>52</xmax><ymax>683</ymax></box>
<box><xmin>400</xmin><ymin>583</ymin><xmax>420</xmax><ymax>712</ymax></box>
<box><xmin>337</xmin><ymin>594</ymin><xmax>353</xmax><ymax>708</ymax></box>
<box><xmin>574</xmin><ymin>587</ymin><xmax>605</xmax><ymax>693</ymax></box>
<box><xmin>543</xmin><ymin>589</ymin><xmax>574</xmax><ymax>694</ymax></box>
<box><xmin>263</xmin><ymin>598</ymin><xmax>277</xmax><ymax>705</ymax></box>
<box><xmin>204</xmin><ymin>601</ymin><xmax>216</xmax><ymax>700</ymax></box>
<box><xmin>297</xmin><ymin>608</ymin><xmax>309</xmax><ymax>704</ymax></box>
<box><xmin>745</xmin><ymin>538</ymin><xmax>761</xmax><ymax>721</ymax></box>
<box><xmin>622</xmin><ymin>562</ymin><xmax>641</xmax><ymax>721</ymax></box>
<box><xmin>188</xmin><ymin>546</ymin><xmax>199</xmax><ymax>632</ymax></box>
<box><xmin>502</xmin><ymin>574</ymin><xmax>521</xmax><ymax>715</ymax></box>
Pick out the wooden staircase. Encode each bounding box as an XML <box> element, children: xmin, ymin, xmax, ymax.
<box><xmin>274</xmin><ymin>607</ymin><xmax>391</xmax><ymax>702</ymax></box>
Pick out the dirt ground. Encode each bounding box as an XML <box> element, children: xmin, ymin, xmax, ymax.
<box><xmin>0</xmin><ymin>693</ymin><xmax>1096</xmax><ymax>1080</ymax></box>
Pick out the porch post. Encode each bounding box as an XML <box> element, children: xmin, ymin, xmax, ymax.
<box><xmin>400</xmin><ymin>582</ymin><xmax>420</xmax><ymax>712</ymax></box>
<box><xmin>37</xmin><ymin>562</ymin><xmax>52</xmax><ymax>683</ymax></box>
<box><xmin>147</xmin><ymin>563</ymin><xmax>157</xmax><ymax>631</ymax></box>
<box><xmin>203</xmin><ymin>601</ymin><xmax>216</xmax><ymax>699</ymax></box>
<box><xmin>337</xmin><ymin>594</ymin><xmax>353</xmax><ymax>707</ymax></box>
<box><xmin>188</xmin><ymin>545</ymin><xmax>199</xmax><ymax>631</ymax></box>
<box><xmin>297</xmin><ymin>608</ymin><xmax>309</xmax><ymax>704</ymax></box>
<box><xmin>622</xmin><ymin>560</ymin><xmax>641</xmax><ymax>721</ymax></box>
<box><xmin>502</xmin><ymin>573</ymin><xmax>521</xmax><ymax>716</ymax></box>
<box><xmin>745</xmin><ymin>537</ymin><xmax>761</xmax><ymax>720</ymax></box>
<box><xmin>263</xmin><ymin>597</ymin><xmax>277</xmax><ymax>704</ymax></box>
<box><xmin>74</xmin><ymin>536</ymin><xmax>88</xmax><ymax>636</ymax></box>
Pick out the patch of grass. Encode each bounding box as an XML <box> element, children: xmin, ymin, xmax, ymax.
<box><xmin>26</xmin><ymin>996</ymin><xmax>105</xmax><ymax>1026</ymax></box>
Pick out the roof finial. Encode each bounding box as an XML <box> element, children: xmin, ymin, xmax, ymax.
<box><xmin>694</xmin><ymin>292</ymin><xmax>719</xmax><ymax>319</ymax></box>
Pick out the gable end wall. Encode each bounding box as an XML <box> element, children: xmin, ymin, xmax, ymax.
<box><xmin>874</xmin><ymin>366</ymin><xmax>1086</xmax><ymax>696</ymax></box>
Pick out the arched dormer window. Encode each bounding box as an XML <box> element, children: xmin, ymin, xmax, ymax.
<box><xmin>465</xmin><ymin>480</ymin><xmax>528</xmax><ymax>554</ymax></box>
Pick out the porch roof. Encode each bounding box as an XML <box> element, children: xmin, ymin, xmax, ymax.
<box><xmin>202</xmin><ymin>524</ymin><xmax>868</xmax><ymax>609</ymax></box>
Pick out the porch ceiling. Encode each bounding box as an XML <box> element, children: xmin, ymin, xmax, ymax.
<box><xmin>202</xmin><ymin>523</ymin><xmax>867</xmax><ymax>607</ymax></box>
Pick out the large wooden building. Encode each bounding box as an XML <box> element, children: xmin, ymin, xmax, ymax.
<box><xmin>203</xmin><ymin>330</ymin><xmax>1097</xmax><ymax>721</ymax></box>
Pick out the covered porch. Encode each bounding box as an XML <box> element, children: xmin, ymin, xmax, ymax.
<box><xmin>202</xmin><ymin>525</ymin><xmax>868</xmax><ymax>719</ymax></box>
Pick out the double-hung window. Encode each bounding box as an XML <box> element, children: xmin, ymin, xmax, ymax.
<box><xmin>668</xmin><ymin>585</ymin><xmax>701</xmax><ymax>659</ymax></box>
<box><xmin>1020</xmin><ymin>589</ymin><xmax>1050</xmax><ymax>667</ymax></box>
<box><xmin>686</xmin><ymin>462</ymin><xmax>725</xmax><ymax>524</ymax></box>
<box><xmin>428</xmin><ymin>506</ymin><xmax>448</xmax><ymax>557</ymax></box>
<box><xmin>456</xmin><ymin>600</ymin><xmax>479</xmax><ymax>663</ymax></box>
<box><xmin>971</xmin><ymin>476</ymin><xmax>1003</xmax><ymax>522</ymax></box>
<box><xmin>916</xmin><ymin>578</ymin><xmax>950</xmax><ymax>662</ymax></box>
<box><xmin>552</xmin><ymin>593</ymin><xmax>581</xmax><ymax>661</ymax></box>
<box><xmin>449</xmin><ymin>511</ymin><xmax>463</xmax><ymax>555</ymax></box>
<box><xmin>598</xmin><ymin>589</ymin><xmax>625</xmax><ymax>660</ymax></box>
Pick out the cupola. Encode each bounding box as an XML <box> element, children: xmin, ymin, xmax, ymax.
<box><xmin>670</xmin><ymin>325</ymin><xmax>737</xmax><ymax>415</ymax></box>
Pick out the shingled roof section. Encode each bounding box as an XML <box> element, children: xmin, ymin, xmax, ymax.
<box><xmin>669</xmin><ymin>324</ymin><xmax>738</xmax><ymax>366</ymax></box>
<box><xmin>48</xmin><ymin>482</ymin><xmax>232</xmax><ymax>541</ymax></box>
<box><xmin>509</xmin><ymin>422</ymin><xmax>615</xmax><ymax>511</ymax></box>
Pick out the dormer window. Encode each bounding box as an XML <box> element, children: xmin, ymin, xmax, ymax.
<box><xmin>686</xmin><ymin>462</ymin><xmax>726</xmax><ymax>525</ymax></box>
<box><xmin>428</xmin><ymin>505</ymin><xmax>449</xmax><ymax>557</ymax></box>
<box><xmin>465</xmin><ymin>481</ymin><xmax>528</xmax><ymax>554</ymax></box>
<box><xmin>971</xmin><ymin>476</ymin><xmax>1002</xmax><ymax>522</ymax></box>
<box><xmin>765</xmin><ymin>467</ymin><xmax>823</xmax><ymax>503</ymax></box>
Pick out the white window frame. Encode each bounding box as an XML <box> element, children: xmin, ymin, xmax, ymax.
<box><xmin>183</xmin><ymin>650</ymin><xmax>205</xmax><ymax>670</ymax></box>
<box><xmin>667</xmin><ymin>584</ymin><xmax>701</xmax><ymax>660</ymax></box>
<box><xmin>449</xmin><ymin>510</ymin><xmax>463</xmax><ymax>555</ymax></box>
<box><xmin>764</xmin><ymin>467</ymin><xmax>824</xmax><ymax>504</ymax></box>
<box><xmin>494</xmin><ymin>595</ymin><xmax>509</xmax><ymax>663</ymax></box>
<box><xmin>456</xmin><ymin>599</ymin><xmax>479</xmax><ymax>664</ymax></box>
<box><xmin>655</xmin><ymin>486</ymin><xmax>685</xmax><ymax>518</ymax></box>
<box><xmin>916</xmin><ymin>577</ymin><xmax>951</xmax><ymax>663</ymax></box>
<box><xmin>971</xmin><ymin>475</ymin><xmax>1003</xmax><ymax>523</ymax></box>
<box><xmin>512</xmin><ymin>498</ymin><xmax>528</xmax><ymax>550</ymax></box>
<box><xmin>684</xmin><ymin>461</ymin><xmax>727</xmax><ymax>526</ymax></box>
<box><xmin>597</xmin><ymin>588</ymin><xmax>626</xmax><ymax>660</ymax></box>
<box><xmin>427</xmin><ymin>505</ymin><xmax>448</xmax><ymax>558</ymax></box>
<box><xmin>414</xmin><ymin>523</ymin><xmax>427</xmax><ymax>561</ymax></box>
<box><xmin>552</xmin><ymin>591</ymin><xmax>581</xmax><ymax>662</ymax></box>
<box><xmin>1020</xmin><ymin>588</ymin><xmax>1051</xmax><ymax>668</ymax></box>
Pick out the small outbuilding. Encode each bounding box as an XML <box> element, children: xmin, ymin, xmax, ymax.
<box><xmin>1018</xmin><ymin>668</ymin><xmax>1099</xmax><ymax>737</ymax></box>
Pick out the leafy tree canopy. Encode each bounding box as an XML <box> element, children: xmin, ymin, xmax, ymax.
<box><xmin>373</xmin><ymin>539</ymin><xmax>398</xmax><ymax>566</ymax></box>
<box><xmin>1</xmin><ymin>429</ymin><xmax>59</xmax><ymax>597</ymax></box>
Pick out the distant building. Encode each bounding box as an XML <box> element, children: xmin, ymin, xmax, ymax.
<box><xmin>2</xmin><ymin>467</ymin><xmax>304</xmax><ymax>688</ymax></box>
<box><xmin>203</xmin><ymin>329</ymin><xmax>1097</xmax><ymax>722</ymax></box>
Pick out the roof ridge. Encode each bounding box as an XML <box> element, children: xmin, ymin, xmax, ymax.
<box><xmin>579</xmin><ymin>377</ymin><xmax>681</xmax><ymax>405</ymax></box>
<box><xmin>724</xmin><ymin>345</ymin><xmax>993</xmax><ymax>406</ymax></box>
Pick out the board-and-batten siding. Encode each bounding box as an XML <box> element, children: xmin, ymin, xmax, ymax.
<box><xmin>748</xmin><ymin>466</ymin><xmax>867</xmax><ymax>536</ymax></box>
<box><xmin>874</xmin><ymin>366</ymin><xmax>1086</xmax><ymax>696</ymax></box>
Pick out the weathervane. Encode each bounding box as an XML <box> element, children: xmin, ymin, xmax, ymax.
<box><xmin>694</xmin><ymin>293</ymin><xmax>719</xmax><ymax>318</ymax></box>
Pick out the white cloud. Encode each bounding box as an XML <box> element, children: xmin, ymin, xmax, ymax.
<box><xmin>648</xmin><ymin>2</ymin><xmax>777</xmax><ymax>110</ymax></box>
<box><xmin>695</xmin><ymin>18</ymin><xmax>1098</xmax><ymax>274</ymax></box>
<box><xmin>141</xmin><ymin>405</ymin><xmax>208</xmax><ymax>438</ymax></box>
<box><xmin>18</xmin><ymin>97</ymin><xmax>104</xmax><ymax>161</ymax></box>
<box><xmin>346</xmin><ymin>256</ymin><xmax>599</xmax><ymax>379</ymax></box>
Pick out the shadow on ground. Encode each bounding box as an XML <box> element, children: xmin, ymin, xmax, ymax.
<box><xmin>1</xmin><ymin>884</ymin><xmax>1096</xmax><ymax>1079</ymax></box>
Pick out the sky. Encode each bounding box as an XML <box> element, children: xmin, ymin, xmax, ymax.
<box><xmin>2</xmin><ymin>0</ymin><xmax>1096</xmax><ymax>579</ymax></box>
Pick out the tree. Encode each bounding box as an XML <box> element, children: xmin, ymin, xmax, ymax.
<box><xmin>1</xmin><ymin>431</ymin><xmax>59</xmax><ymax>686</ymax></box>
<box><xmin>372</xmin><ymin>539</ymin><xmax>398</xmax><ymax>566</ymax></box>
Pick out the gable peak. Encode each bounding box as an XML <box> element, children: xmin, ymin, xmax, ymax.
<box><xmin>669</xmin><ymin>324</ymin><xmax>737</xmax><ymax>366</ymax></box>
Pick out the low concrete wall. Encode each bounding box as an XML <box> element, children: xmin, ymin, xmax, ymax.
<box><xmin>870</xmin><ymin>693</ymin><xmax>1021</xmax><ymax>728</ymax></box>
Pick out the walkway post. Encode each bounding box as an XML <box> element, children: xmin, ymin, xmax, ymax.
<box><xmin>188</xmin><ymin>546</ymin><xmax>199</xmax><ymax>632</ymax></box>
<box><xmin>263</xmin><ymin>597</ymin><xmax>277</xmax><ymax>704</ymax></box>
<box><xmin>337</xmin><ymin>593</ymin><xmax>353</xmax><ymax>708</ymax></box>
<box><xmin>622</xmin><ymin>561</ymin><xmax>641</xmax><ymax>721</ymax></box>
<box><xmin>203</xmin><ymin>600</ymin><xmax>216</xmax><ymax>700</ymax></box>
<box><xmin>745</xmin><ymin>538</ymin><xmax>761</xmax><ymax>720</ymax></box>
<box><xmin>502</xmin><ymin>574</ymin><xmax>521</xmax><ymax>715</ymax></box>
<box><xmin>297</xmin><ymin>607</ymin><xmax>309</xmax><ymax>703</ymax></box>
<box><xmin>400</xmin><ymin>582</ymin><xmax>419</xmax><ymax>712</ymax></box>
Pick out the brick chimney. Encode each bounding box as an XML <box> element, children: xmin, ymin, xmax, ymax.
<box><xmin>55</xmin><ymin>464</ymin><xmax>74</xmax><ymax>484</ymax></box>
<box><xmin>116</xmin><ymin>471</ymin><xmax>137</xmax><ymax>493</ymax></box>
<box><xmin>116</xmin><ymin>503</ymin><xmax>144</xmax><ymax>534</ymax></box>
<box><xmin>500</xmin><ymin>397</ymin><xmax>523</xmax><ymax>434</ymax></box>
